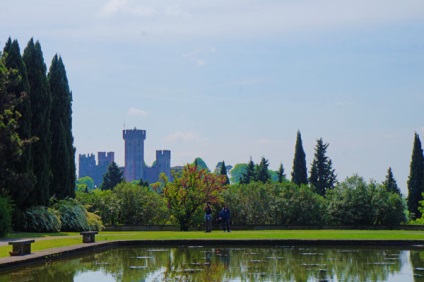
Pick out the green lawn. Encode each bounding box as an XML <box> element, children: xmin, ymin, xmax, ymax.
<box><xmin>1</xmin><ymin>230</ymin><xmax>423</xmax><ymax>259</ymax></box>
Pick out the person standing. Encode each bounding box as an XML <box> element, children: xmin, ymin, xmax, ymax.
<box><xmin>204</xmin><ymin>202</ymin><xmax>212</xmax><ymax>232</ymax></box>
<box><xmin>219</xmin><ymin>204</ymin><xmax>231</xmax><ymax>232</ymax></box>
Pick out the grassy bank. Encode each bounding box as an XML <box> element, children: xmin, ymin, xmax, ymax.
<box><xmin>1</xmin><ymin>230</ymin><xmax>424</xmax><ymax>258</ymax></box>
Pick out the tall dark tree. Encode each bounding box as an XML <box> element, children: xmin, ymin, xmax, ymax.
<box><xmin>256</xmin><ymin>156</ymin><xmax>270</xmax><ymax>183</ymax></box>
<box><xmin>383</xmin><ymin>167</ymin><xmax>401</xmax><ymax>195</ymax></box>
<box><xmin>2</xmin><ymin>39</ymin><xmax>36</xmax><ymax>209</ymax></box>
<box><xmin>277</xmin><ymin>163</ymin><xmax>286</xmax><ymax>183</ymax></box>
<box><xmin>309</xmin><ymin>138</ymin><xmax>337</xmax><ymax>196</ymax></box>
<box><xmin>23</xmin><ymin>39</ymin><xmax>52</xmax><ymax>206</ymax></box>
<box><xmin>240</xmin><ymin>158</ymin><xmax>255</xmax><ymax>184</ymax></box>
<box><xmin>0</xmin><ymin>56</ymin><xmax>22</xmax><ymax>194</ymax></box>
<box><xmin>407</xmin><ymin>133</ymin><xmax>424</xmax><ymax>219</ymax></box>
<box><xmin>101</xmin><ymin>162</ymin><xmax>124</xmax><ymax>190</ymax></box>
<box><xmin>219</xmin><ymin>161</ymin><xmax>230</xmax><ymax>185</ymax></box>
<box><xmin>48</xmin><ymin>55</ymin><xmax>75</xmax><ymax>199</ymax></box>
<box><xmin>291</xmin><ymin>130</ymin><xmax>308</xmax><ymax>186</ymax></box>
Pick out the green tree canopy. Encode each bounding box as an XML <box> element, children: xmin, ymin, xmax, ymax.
<box><xmin>76</xmin><ymin>176</ymin><xmax>95</xmax><ymax>191</ymax></box>
<box><xmin>256</xmin><ymin>156</ymin><xmax>271</xmax><ymax>184</ymax></box>
<box><xmin>383</xmin><ymin>167</ymin><xmax>401</xmax><ymax>195</ymax></box>
<box><xmin>240</xmin><ymin>158</ymin><xmax>255</xmax><ymax>184</ymax></box>
<box><xmin>291</xmin><ymin>130</ymin><xmax>308</xmax><ymax>186</ymax></box>
<box><xmin>407</xmin><ymin>133</ymin><xmax>424</xmax><ymax>219</ymax></box>
<box><xmin>101</xmin><ymin>162</ymin><xmax>124</xmax><ymax>191</ymax></box>
<box><xmin>2</xmin><ymin>40</ymin><xmax>36</xmax><ymax>209</ymax></box>
<box><xmin>277</xmin><ymin>163</ymin><xmax>286</xmax><ymax>183</ymax></box>
<box><xmin>48</xmin><ymin>54</ymin><xmax>75</xmax><ymax>199</ymax></box>
<box><xmin>219</xmin><ymin>161</ymin><xmax>230</xmax><ymax>185</ymax></box>
<box><xmin>230</xmin><ymin>163</ymin><xmax>247</xmax><ymax>184</ymax></box>
<box><xmin>193</xmin><ymin>157</ymin><xmax>209</xmax><ymax>172</ymax></box>
<box><xmin>309</xmin><ymin>138</ymin><xmax>337</xmax><ymax>196</ymax></box>
<box><xmin>159</xmin><ymin>164</ymin><xmax>226</xmax><ymax>231</ymax></box>
<box><xmin>23</xmin><ymin>38</ymin><xmax>52</xmax><ymax>206</ymax></box>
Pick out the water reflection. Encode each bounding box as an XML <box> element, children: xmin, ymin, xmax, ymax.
<box><xmin>1</xmin><ymin>245</ymin><xmax>424</xmax><ymax>281</ymax></box>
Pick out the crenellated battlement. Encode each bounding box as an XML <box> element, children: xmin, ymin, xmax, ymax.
<box><xmin>123</xmin><ymin>128</ymin><xmax>146</xmax><ymax>140</ymax></box>
<box><xmin>156</xmin><ymin>150</ymin><xmax>171</xmax><ymax>159</ymax></box>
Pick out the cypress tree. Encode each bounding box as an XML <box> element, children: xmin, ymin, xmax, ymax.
<box><xmin>23</xmin><ymin>39</ymin><xmax>52</xmax><ymax>206</ymax></box>
<box><xmin>383</xmin><ymin>167</ymin><xmax>401</xmax><ymax>195</ymax></box>
<box><xmin>3</xmin><ymin>38</ymin><xmax>32</xmax><ymax>172</ymax></box>
<box><xmin>407</xmin><ymin>133</ymin><xmax>424</xmax><ymax>219</ymax></box>
<box><xmin>256</xmin><ymin>156</ymin><xmax>270</xmax><ymax>183</ymax></box>
<box><xmin>2</xmin><ymin>39</ymin><xmax>37</xmax><ymax>209</ymax></box>
<box><xmin>3</xmin><ymin>38</ymin><xmax>36</xmax><ymax>209</ymax></box>
<box><xmin>48</xmin><ymin>55</ymin><xmax>75</xmax><ymax>199</ymax></box>
<box><xmin>240</xmin><ymin>158</ymin><xmax>255</xmax><ymax>184</ymax></box>
<box><xmin>219</xmin><ymin>161</ymin><xmax>230</xmax><ymax>185</ymax></box>
<box><xmin>309</xmin><ymin>138</ymin><xmax>337</xmax><ymax>196</ymax></box>
<box><xmin>277</xmin><ymin>163</ymin><xmax>286</xmax><ymax>183</ymax></box>
<box><xmin>0</xmin><ymin>56</ymin><xmax>22</xmax><ymax>194</ymax></box>
<box><xmin>291</xmin><ymin>130</ymin><xmax>308</xmax><ymax>186</ymax></box>
<box><xmin>101</xmin><ymin>162</ymin><xmax>124</xmax><ymax>190</ymax></box>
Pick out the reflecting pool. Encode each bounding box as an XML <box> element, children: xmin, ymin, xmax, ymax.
<box><xmin>2</xmin><ymin>244</ymin><xmax>424</xmax><ymax>281</ymax></box>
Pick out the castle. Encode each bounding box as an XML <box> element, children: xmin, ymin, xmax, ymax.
<box><xmin>78</xmin><ymin>128</ymin><xmax>171</xmax><ymax>186</ymax></box>
<box><xmin>78</xmin><ymin>152</ymin><xmax>115</xmax><ymax>187</ymax></box>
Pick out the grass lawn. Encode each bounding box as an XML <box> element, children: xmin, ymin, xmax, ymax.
<box><xmin>0</xmin><ymin>229</ymin><xmax>423</xmax><ymax>259</ymax></box>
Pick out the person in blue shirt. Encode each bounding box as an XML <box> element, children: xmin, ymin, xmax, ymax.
<box><xmin>219</xmin><ymin>204</ymin><xmax>231</xmax><ymax>232</ymax></box>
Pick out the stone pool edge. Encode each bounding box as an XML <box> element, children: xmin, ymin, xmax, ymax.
<box><xmin>1</xmin><ymin>239</ymin><xmax>424</xmax><ymax>271</ymax></box>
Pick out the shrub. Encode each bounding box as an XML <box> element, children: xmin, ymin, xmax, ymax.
<box><xmin>54</xmin><ymin>198</ymin><xmax>103</xmax><ymax>231</ymax></box>
<box><xmin>21</xmin><ymin>206</ymin><xmax>61</xmax><ymax>232</ymax></box>
<box><xmin>114</xmin><ymin>182</ymin><xmax>169</xmax><ymax>225</ymax></box>
<box><xmin>0</xmin><ymin>196</ymin><xmax>13</xmax><ymax>236</ymax></box>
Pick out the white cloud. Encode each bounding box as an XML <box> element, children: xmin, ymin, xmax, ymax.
<box><xmin>127</xmin><ymin>107</ymin><xmax>148</xmax><ymax>117</ymax></box>
<box><xmin>164</xmin><ymin>131</ymin><xmax>208</xmax><ymax>143</ymax></box>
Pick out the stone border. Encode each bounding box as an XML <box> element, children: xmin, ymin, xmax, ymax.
<box><xmin>1</xmin><ymin>239</ymin><xmax>424</xmax><ymax>271</ymax></box>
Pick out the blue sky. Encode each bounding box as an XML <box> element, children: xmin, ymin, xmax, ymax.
<box><xmin>1</xmin><ymin>0</ymin><xmax>423</xmax><ymax>194</ymax></box>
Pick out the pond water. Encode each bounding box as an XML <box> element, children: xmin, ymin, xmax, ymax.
<box><xmin>1</xmin><ymin>244</ymin><xmax>424</xmax><ymax>281</ymax></box>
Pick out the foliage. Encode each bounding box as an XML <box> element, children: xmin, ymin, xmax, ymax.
<box><xmin>407</xmin><ymin>133</ymin><xmax>424</xmax><ymax>219</ymax></box>
<box><xmin>222</xmin><ymin>182</ymin><xmax>325</xmax><ymax>226</ymax></box>
<box><xmin>53</xmin><ymin>198</ymin><xmax>103</xmax><ymax>231</ymax></box>
<box><xmin>309</xmin><ymin>138</ymin><xmax>337</xmax><ymax>196</ymax></box>
<box><xmin>76</xmin><ymin>176</ymin><xmax>95</xmax><ymax>191</ymax></box>
<box><xmin>101</xmin><ymin>161</ymin><xmax>124</xmax><ymax>190</ymax></box>
<box><xmin>23</xmin><ymin>38</ymin><xmax>52</xmax><ymax>206</ymax></box>
<box><xmin>230</xmin><ymin>163</ymin><xmax>247</xmax><ymax>184</ymax></box>
<box><xmin>256</xmin><ymin>157</ymin><xmax>271</xmax><ymax>183</ymax></box>
<box><xmin>48</xmin><ymin>54</ymin><xmax>75</xmax><ymax>199</ymax></box>
<box><xmin>383</xmin><ymin>167</ymin><xmax>401</xmax><ymax>195</ymax></box>
<box><xmin>326</xmin><ymin>175</ymin><xmax>405</xmax><ymax>226</ymax></box>
<box><xmin>291</xmin><ymin>130</ymin><xmax>308</xmax><ymax>186</ymax></box>
<box><xmin>114</xmin><ymin>182</ymin><xmax>168</xmax><ymax>225</ymax></box>
<box><xmin>19</xmin><ymin>206</ymin><xmax>61</xmax><ymax>232</ymax></box>
<box><xmin>240</xmin><ymin>158</ymin><xmax>255</xmax><ymax>184</ymax></box>
<box><xmin>2</xmin><ymin>39</ymin><xmax>36</xmax><ymax>209</ymax></box>
<box><xmin>76</xmin><ymin>189</ymin><xmax>119</xmax><ymax>226</ymax></box>
<box><xmin>219</xmin><ymin>161</ymin><xmax>230</xmax><ymax>185</ymax></box>
<box><xmin>0</xmin><ymin>196</ymin><xmax>13</xmax><ymax>237</ymax></box>
<box><xmin>371</xmin><ymin>186</ymin><xmax>406</xmax><ymax>226</ymax></box>
<box><xmin>159</xmin><ymin>164</ymin><xmax>226</xmax><ymax>231</ymax></box>
<box><xmin>326</xmin><ymin>175</ymin><xmax>374</xmax><ymax>225</ymax></box>
<box><xmin>277</xmin><ymin>163</ymin><xmax>286</xmax><ymax>183</ymax></box>
<box><xmin>193</xmin><ymin>157</ymin><xmax>210</xmax><ymax>172</ymax></box>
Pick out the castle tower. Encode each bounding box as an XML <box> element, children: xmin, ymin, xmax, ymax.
<box><xmin>98</xmin><ymin>152</ymin><xmax>115</xmax><ymax>167</ymax></box>
<box><xmin>123</xmin><ymin>128</ymin><xmax>146</xmax><ymax>182</ymax></box>
<box><xmin>156</xmin><ymin>150</ymin><xmax>171</xmax><ymax>179</ymax></box>
<box><xmin>78</xmin><ymin>153</ymin><xmax>96</xmax><ymax>179</ymax></box>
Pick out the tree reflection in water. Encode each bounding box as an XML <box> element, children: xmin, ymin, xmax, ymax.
<box><xmin>1</xmin><ymin>245</ymin><xmax>423</xmax><ymax>281</ymax></box>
